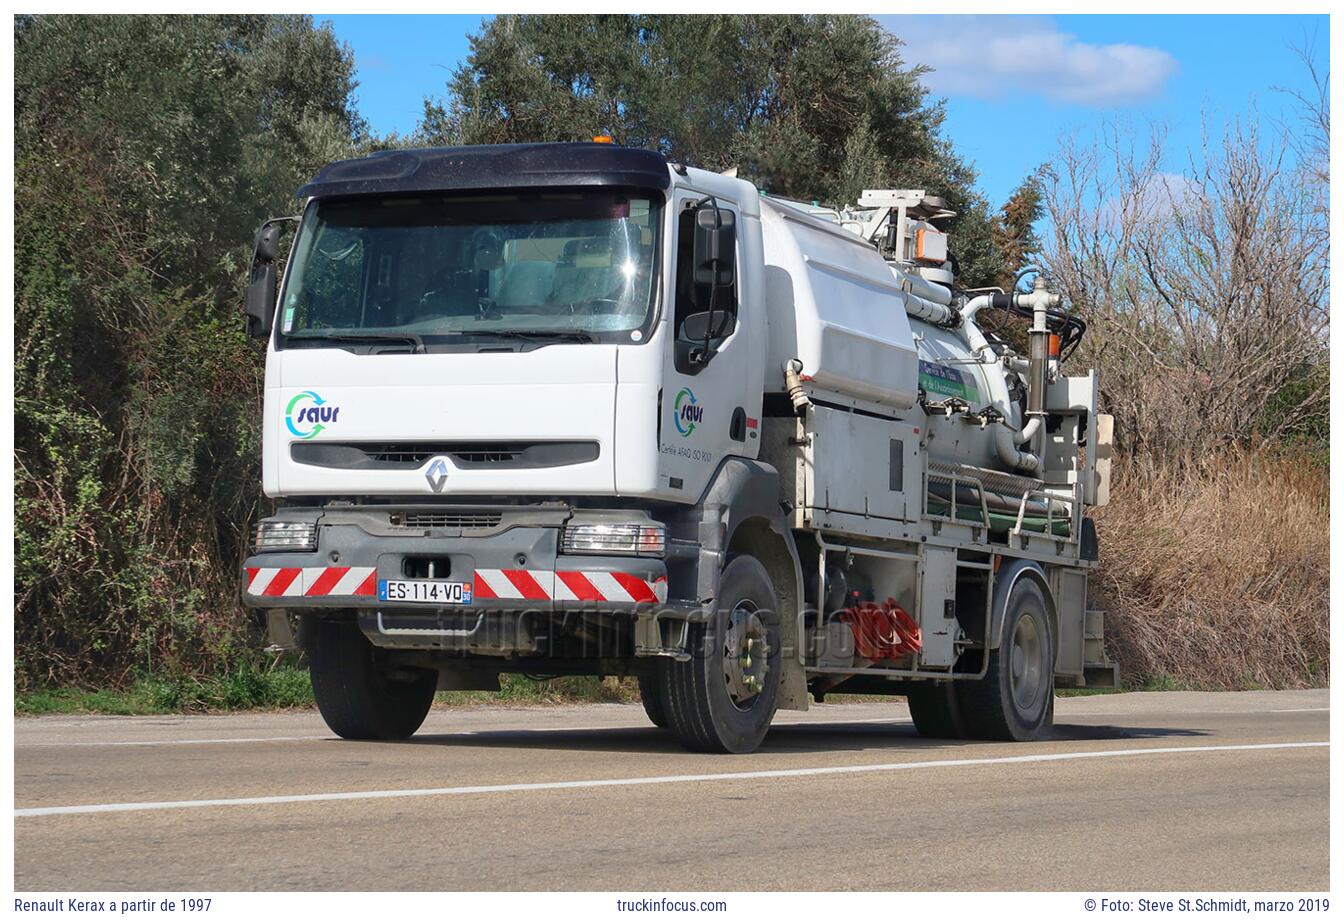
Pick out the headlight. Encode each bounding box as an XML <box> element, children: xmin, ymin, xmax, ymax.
<box><xmin>253</xmin><ymin>520</ymin><xmax>317</xmax><ymax>553</ymax></box>
<box><xmin>562</xmin><ymin>521</ymin><xmax>665</xmax><ymax>557</ymax></box>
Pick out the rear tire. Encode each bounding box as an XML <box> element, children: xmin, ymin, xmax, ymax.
<box><xmin>306</xmin><ymin>617</ymin><xmax>436</xmax><ymax>740</ymax></box>
<box><xmin>660</xmin><ymin>556</ymin><xmax>782</xmax><ymax>754</ymax></box>
<box><xmin>638</xmin><ymin>672</ymin><xmax>669</xmax><ymax>728</ymax></box>
<box><xmin>907</xmin><ymin>681</ymin><xmax>966</xmax><ymax>739</ymax></box>
<box><xmin>957</xmin><ymin>579</ymin><xmax>1055</xmax><ymax>741</ymax></box>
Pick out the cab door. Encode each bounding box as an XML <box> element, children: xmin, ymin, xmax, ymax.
<box><xmin>658</xmin><ymin>192</ymin><xmax>752</xmax><ymax>499</ymax></box>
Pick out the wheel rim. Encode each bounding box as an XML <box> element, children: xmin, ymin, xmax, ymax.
<box><xmin>722</xmin><ymin>600</ymin><xmax>770</xmax><ymax>711</ymax></box>
<box><xmin>1010</xmin><ymin>612</ymin><xmax>1045</xmax><ymax>714</ymax></box>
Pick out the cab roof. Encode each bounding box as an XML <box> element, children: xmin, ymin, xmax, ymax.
<box><xmin>296</xmin><ymin>142</ymin><xmax>673</xmax><ymax>200</ymax></box>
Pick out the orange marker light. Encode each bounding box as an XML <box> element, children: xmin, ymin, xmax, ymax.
<box><xmin>1048</xmin><ymin>333</ymin><xmax>1061</xmax><ymax>358</ymax></box>
<box><xmin>592</xmin><ymin>135</ymin><xmax>613</xmax><ymax>144</ymax></box>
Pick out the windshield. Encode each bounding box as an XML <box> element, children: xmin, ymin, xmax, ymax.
<box><xmin>277</xmin><ymin>189</ymin><xmax>662</xmax><ymax>349</ymax></box>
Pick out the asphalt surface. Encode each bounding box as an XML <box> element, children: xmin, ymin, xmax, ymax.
<box><xmin>13</xmin><ymin>689</ymin><xmax>1329</xmax><ymax>891</ymax></box>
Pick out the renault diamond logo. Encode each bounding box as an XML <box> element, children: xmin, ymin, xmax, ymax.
<box><xmin>425</xmin><ymin>457</ymin><xmax>450</xmax><ymax>493</ymax></box>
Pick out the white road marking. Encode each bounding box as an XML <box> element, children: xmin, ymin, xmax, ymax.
<box><xmin>1044</xmin><ymin>706</ymin><xmax>1329</xmax><ymax>717</ymax></box>
<box><xmin>15</xmin><ymin>735</ymin><xmax>335</xmax><ymax>748</ymax></box>
<box><xmin>15</xmin><ymin>740</ymin><xmax>1327</xmax><ymax>818</ymax></box>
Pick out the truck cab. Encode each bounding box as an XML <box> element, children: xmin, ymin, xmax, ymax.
<box><xmin>244</xmin><ymin>143</ymin><xmax>795</xmax><ymax>750</ymax></box>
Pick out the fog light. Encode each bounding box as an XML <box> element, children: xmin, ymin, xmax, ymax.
<box><xmin>253</xmin><ymin>520</ymin><xmax>317</xmax><ymax>553</ymax></box>
<box><xmin>562</xmin><ymin>521</ymin><xmax>665</xmax><ymax>557</ymax></box>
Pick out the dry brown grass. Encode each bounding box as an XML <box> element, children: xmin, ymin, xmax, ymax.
<box><xmin>1091</xmin><ymin>450</ymin><xmax>1328</xmax><ymax>689</ymax></box>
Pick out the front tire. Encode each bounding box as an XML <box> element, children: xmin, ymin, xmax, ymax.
<box><xmin>659</xmin><ymin>556</ymin><xmax>782</xmax><ymax>754</ymax></box>
<box><xmin>638</xmin><ymin>672</ymin><xmax>669</xmax><ymax>728</ymax></box>
<box><xmin>957</xmin><ymin>579</ymin><xmax>1055</xmax><ymax>741</ymax></box>
<box><xmin>306</xmin><ymin>617</ymin><xmax>437</xmax><ymax>740</ymax></box>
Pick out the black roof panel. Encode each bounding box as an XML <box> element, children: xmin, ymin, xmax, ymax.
<box><xmin>297</xmin><ymin>143</ymin><xmax>672</xmax><ymax>200</ymax></box>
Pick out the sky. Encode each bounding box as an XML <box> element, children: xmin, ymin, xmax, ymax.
<box><xmin>321</xmin><ymin>14</ymin><xmax>1328</xmax><ymax>208</ymax></box>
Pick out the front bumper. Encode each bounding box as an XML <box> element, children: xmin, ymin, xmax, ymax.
<box><xmin>241</xmin><ymin>507</ymin><xmax>668</xmax><ymax>613</ymax></box>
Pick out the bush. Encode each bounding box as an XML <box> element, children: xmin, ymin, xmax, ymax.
<box><xmin>14</xmin><ymin>15</ymin><xmax>363</xmax><ymax>690</ymax></box>
<box><xmin>1093</xmin><ymin>450</ymin><xmax>1328</xmax><ymax>689</ymax></box>
<box><xmin>14</xmin><ymin>667</ymin><xmax>640</xmax><ymax>715</ymax></box>
<box><xmin>15</xmin><ymin>662</ymin><xmax>316</xmax><ymax>715</ymax></box>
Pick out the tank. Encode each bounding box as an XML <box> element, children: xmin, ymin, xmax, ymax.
<box><xmin>759</xmin><ymin>196</ymin><xmax>1026</xmax><ymax>475</ymax></box>
<box><xmin>913</xmin><ymin>319</ymin><xmax>1025</xmax><ymax>473</ymax></box>
<box><xmin>757</xmin><ymin>186</ymin><xmax>1068</xmax><ymax>541</ymax></box>
<box><xmin>759</xmin><ymin>199</ymin><xmax>919</xmax><ymax>410</ymax></box>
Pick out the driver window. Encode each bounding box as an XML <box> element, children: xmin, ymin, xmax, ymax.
<box><xmin>673</xmin><ymin>203</ymin><xmax>737</xmax><ymax>338</ymax></box>
<box><xmin>285</xmin><ymin>225</ymin><xmax>364</xmax><ymax>331</ymax></box>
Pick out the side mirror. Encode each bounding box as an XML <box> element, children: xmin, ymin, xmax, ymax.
<box><xmin>681</xmin><ymin>309</ymin><xmax>735</xmax><ymax>342</ymax></box>
<box><xmin>254</xmin><ymin>221</ymin><xmax>284</xmax><ymax>262</ymax></box>
<box><xmin>245</xmin><ymin>263</ymin><xmax>277</xmax><ymax>339</ymax></box>
<box><xmin>244</xmin><ymin>217</ymin><xmax>296</xmax><ymax>340</ymax></box>
<box><xmin>693</xmin><ymin>205</ymin><xmax>736</xmax><ymax>290</ymax></box>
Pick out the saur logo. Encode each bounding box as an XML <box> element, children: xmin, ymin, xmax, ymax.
<box><xmin>673</xmin><ymin>387</ymin><xmax>703</xmax><ymax>437</ymax></box>
<box><xmin>286</xmin><ymin>390</ymin><xmax>340</xmax><ymax>440</ymax></box>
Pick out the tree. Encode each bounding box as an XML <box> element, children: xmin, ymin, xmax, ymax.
<box><xmin>992</xmin><ymin>171</ymin><xmax>1045</xmax><ymax>290</ymax></box>
<box><xmin>14</xmin><ymin>15</ymin><xmax>363</xmax><ymax>686</ymax></box>
<box><xmin>422</xmin><ymin>14</ymin><xmax>1003</xmax><ymax>286</ymax></box>
<box><xmin>1038</xmin><ymin>117</ymin><xmax>1328</xmax><ymax>460</ymax></box>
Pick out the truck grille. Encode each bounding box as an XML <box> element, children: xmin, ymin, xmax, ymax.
<box><xmin>366</xmin><ymin>444</ymin><xmax>523</xmax><ymax>465</ymax></box>
<box><xmin>291</xmin><ymin>441</ymin><xmax>598</xmax><ymax>470</ymax></box>
<box><xmin>390</xmin><ymin>511</ymin><xmax>504</xmax><ymax>530</ymax></box>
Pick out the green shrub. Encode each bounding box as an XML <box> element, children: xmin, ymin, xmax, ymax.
<box><xmin>14</xmin><ymin>15</ymin><xmax>363</xmax><ymax>691</ymax></box>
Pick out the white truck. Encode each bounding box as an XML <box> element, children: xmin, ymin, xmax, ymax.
<box><xmin>242</xmin><ymin>141</ymin><xmax>1116</xmax><ymax>753</ymax></box>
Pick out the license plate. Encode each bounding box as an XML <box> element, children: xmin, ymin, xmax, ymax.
<box><xmin>379</xmin><ymin>579</ymin><xmax>473</xmax><ymax>605</ymax></box>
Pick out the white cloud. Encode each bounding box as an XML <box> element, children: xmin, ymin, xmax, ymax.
<box><xmin>880</xmin><ymin>15</ymin><xmax>1178</xmax><ymax>106</ymax></box>
<box><xmin>1096</xmin><ymin>171</ymin><xmax>1196</xmax><ymax>230</ymax></box>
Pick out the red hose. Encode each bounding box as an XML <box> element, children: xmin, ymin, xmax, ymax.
<box><xmin>840</xmin><ymin>599</ymin><xmax>922</xmax><ymax>660</ymax></box>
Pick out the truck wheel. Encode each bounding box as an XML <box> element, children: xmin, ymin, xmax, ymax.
<box><xmin>957</xmin><ymin>579</ymin><xmax>1055</xmax><ymax>741</ymax></box>
<box><xmin>660</xmin><ymin>555</ymin><xmax>781</xmax><ymax>754</ymax></box>
<box><xmin>638</xmin><ymin>672</ymin><xmax>669</xmax><ymax>728</ymax></box>
<box><xmin>306</xmin><ymin>617</ymin><xmax>436</xmax><ymax>741</ymax></box>
<box><xmin>907</xmin><ymin>681</ymin><xmax>965</xmax><ymax>739</ymax></box>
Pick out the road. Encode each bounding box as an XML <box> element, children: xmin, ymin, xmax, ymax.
<box><xmin>14</xmin><ymin>689</ymin><xmax>1329</xmax><ymax>891</ymax></box>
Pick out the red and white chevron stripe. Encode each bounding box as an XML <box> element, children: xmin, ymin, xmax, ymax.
<box><xmin>554</xmin><ymin>570</ymin><xmax>668</xmax><ymax>604</ymax></box>
<box><xmin>247</xmin><ymin>565</ymin><xmax>666</xmax><ymax>604</ymax></box>
<box><xmin>246</xmin><ymin>566</ymin><xmax>377</xmax><ymax>597</ymax></box>
<box><xmin>473</xmin><ymin>569</ymin><xmax>667</xmax><ymax>604</ymax></box>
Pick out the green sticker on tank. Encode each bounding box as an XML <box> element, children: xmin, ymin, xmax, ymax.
<box><xmin>919</xmin><ymin>360</ymin><xmax>979</xmax><ymax>401</ymax></box>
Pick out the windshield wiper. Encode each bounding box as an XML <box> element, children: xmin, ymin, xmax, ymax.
<box><xmin>288</xmin><ymin>331</ymin><xmax>425</xmax><ymax>353</ymax></box>
<box><xmin>476</xmin><ymin>330</ymin><xmax>598</xmax><ymax>344</ymax></box>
